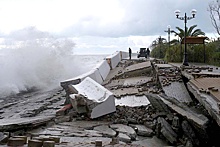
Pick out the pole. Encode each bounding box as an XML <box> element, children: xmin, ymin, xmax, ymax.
<box><xmin>159</xmin><ymin>36</ymin><xmax>161</xmax><ymax>58</ymax></box>
<box><xmin>168</xmin><ymin>28</ymin><xmax>170</xmax><ymax>50</ymax></box>
<box><xmin>183</xmin><ymin>13</ymin><xmax>189</xmax><ymax>66</ymax></box>
<box><xmin>204</xmin><ymin>42</ymin><xmax>206</xmax><ymax>63</ymax></box>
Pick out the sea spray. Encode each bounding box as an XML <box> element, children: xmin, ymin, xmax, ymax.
<box><xmin>0</xmin><ymin>27</ymin><xmax>103</xmax><ymax>97</ymax></box>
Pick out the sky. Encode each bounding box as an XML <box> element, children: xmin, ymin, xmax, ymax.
<box><xmin>0</xmin><ymin>0</ymin><xmax>218</xmax><ymax>54</ymax></box>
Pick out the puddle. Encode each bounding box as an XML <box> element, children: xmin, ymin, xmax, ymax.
<box><xmin>115</xmin><ymin>95</ymin><xmax>150</xmax><ymax>107</ymax></box>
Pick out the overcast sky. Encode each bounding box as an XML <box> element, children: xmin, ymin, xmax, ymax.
<box><xmin>0</xmin><ymin>0</ymin><xmax>218</xmax><ymax>54</ymax></box>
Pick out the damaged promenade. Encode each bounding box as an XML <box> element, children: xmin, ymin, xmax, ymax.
<box><xmin>0</xmin><ymin>51</ymin><xmax>220</xmax><ymax>147</ymax></box>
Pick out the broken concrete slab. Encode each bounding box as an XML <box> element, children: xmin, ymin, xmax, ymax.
<box><xmin>125</xmin><ymin>61</ymin><xmax>151</xmax><ymax>72</ymax></box>
<box><xmin>161</xmin><ymin>81</ymin><xmax>192</xmax><ymax>103</ymax></box>
<box><xmin>69</xmin><ymin>77</ymin><xmax>116</xmax><ymax>119</ymax></box>
<box><xmin>115</xmin><ymin>95</ymin><xmax>150</xmax><ymax>107</ymax></box>
<box><xmin>157</xmin><ymin>117</ymin><xmax>178</xmax><ymax>144</ymax></box>
<box><xmin>118</xmin><ymin>133</ymin><xmax>131</xmax><ymax>143</ymax></box>
<box><xmin>110</xmin><ymin>124</ymin><xmax>136</xmax><ymax>140</ymax></box>
<box><xmin>146</xmin><ymin>94</ymin><xmax>171</xmax><ymax>113</ymax></box>
<box><xmin>124</xmin><ymin>61</ymin><xmax>152</xmax><ymax>77</ymax></box>
<box><xmin>123</xmin><ymin>76</ymin><xmax>153</xmax><ymax>87</ymax></box>
<box><xmin>0</xmin><ymin>116</ymin><xmax>54</xmax><ymax>131</ymax></box>
<box><xmin>94</xmin><ymin>60</ymin><xmax>111</xmax><ymax>81</ymax></box>
<box><xmin>187</xmin><ymin>82</ymin><xmax>220</xmax><ymax>127</ymax></box>
<box><xmin>154</xmin><ymin>63</ymin><xmax>173</xmax><ymax>70</ymax></box>
<box><xmin>111</xmin><ymin>87</ymin><xmax>139</xmax><ymax>97</ymax></box>
<box><xmin>181</xmin><ymin>120</ymin><xmax>200</xmax><ymax>146</ymax></box>
<box><xmin>158</xmin><ymin>95</ymin><xmax>209</xmax><ymax>129</ymax></box>
<box><xmin>132</xmin><ymin>136</ymin><xmax>169</xmax><ymax>147</ymax></box>
<box><xmin>105</xmin><ymin>76</ymin><xmax>152</xmax><ymax>88</ymax></box>
<box><xmin>93</xmin><ymin>125</ymin><xmax>117</xmax><ymax>137</ymax></box>
<box><xmin>129</xmin><ymin>124</ymin><xmax>154</xmax><ymax>137</ymax></box>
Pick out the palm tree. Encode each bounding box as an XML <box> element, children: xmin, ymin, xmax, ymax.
<box><xmin>150</xmin><ymin>36</ymin><xmax>167</xmax><ymax>58</ymax></box>
<box><xmin>172</xmin><ymin>24</ymin><xmax>205</xmax><ymax>40</ymax></box>
<box><xmin>171</xmin><ymin>25</ymin><xmax>206</xmax><ymax>63</ymax></box>
<box><xmin>150</xmin><ymin>36</ymin><xmax>167</xmax><ymax>49</ymax></box>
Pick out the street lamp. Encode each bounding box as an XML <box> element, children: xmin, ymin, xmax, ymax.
<box><xmin>175</xmin><ymin>9</ymin><xmax>197</xmax><ymax>66</ymax></box>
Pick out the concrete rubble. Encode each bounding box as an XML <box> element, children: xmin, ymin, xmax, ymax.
<box><xmin>68</xmin><ymin>77</ymin><xmax>116</xmax><ymax>119</ymax></box>
<box><xmin>1</xmin><ymin>53</ymin><xmax>220</xmax><ymax>146</ymax></box>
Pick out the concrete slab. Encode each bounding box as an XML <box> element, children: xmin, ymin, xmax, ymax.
<box><xmin>93</xmin><ymin>125</ymin><xmax>117</xmax><ymax>137</ymax></box>
<box><xmin>190</xmin><ymin>77</ymin><xmax>220</xmax><ymax>101</ymax></box>
<box><xmin>115</xmin><ymin>95</ymin><xmax>150</xmax><ymax>107</ymax></box>
<box><xmin>118</xmin><ymin>133</ymin><xmax>131</xmax><ymax>143</ymax></box>
<box><xmin>110</xmin><ymin>124</ymin><xmax>136</xmax><ymax>140</ymax></box>
<box><xmin>123</xmin><ymin>76</ymin><xmax>152</xmax><ymax>87</ymax></box>
<box><xmin>125</xmin><ymin>61</ymin><xmax>151</xmax><ymax>72</ymax></box>
<box><xmin>102</xmin><ymin>66</ymin><xmax>124</xmax><ymax>84</ymax></box>
<box><xmin>132</xmin><ymin>136</ymin><xmax>168</xmax><ymax>147</ymax></box>
<box><xmin>70</xmin><ymin>77</ymin><xmax>116</xmax><ymax>118</ymax></box>
<box><xmin>162</xmin><ymin>81</ymin><xmax>192</xmax><ymax>103</ymax></box>
<box><xmin>111</xmin><ymin>87</ymin><xmax>139</xmax><ymax>96</ymax></box>
<box><xmin>159</xmin><ymin>95</ymin><xmax>209</xmax><ymax>129</ymax></box>
<box><xmin>155</xmin><ymin>64</ymin><xmax>173</xmax><ymax>69</ymax></box>
<box><xmin>129</xmin><ymin>124</ymin><xmax>153</xmax><ymax>137</ymax></box>
<box><xmin>0</xmin><ymin>116</ymin><xmax>54</xmax><ymax>131</ymax></box>
<box><xmin>187</xmin><ymin>82</ymin><xmax>220</xmax><ymax>126</ymax></box>
<box><xmin>105</xmin><ymin>76</ymin><xmax>152</xmax><ymax>88</ymax></box>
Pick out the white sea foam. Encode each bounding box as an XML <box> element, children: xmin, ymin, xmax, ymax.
<box><xmin>0</xmin><ymin>27</ymin><xmax>106</xmax><ymax>97</ymax></box>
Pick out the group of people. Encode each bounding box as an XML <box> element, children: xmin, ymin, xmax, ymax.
<box><xmin>128</xmin><ymin>47</ymin><xmax>150</xmax><ymax>59</ymax></box>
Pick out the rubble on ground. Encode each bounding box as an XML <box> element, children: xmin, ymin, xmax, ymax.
<box><xmin>1</xmin><ymin>58</ymin><xmax>220</xmax><ymax>146</ymax></box>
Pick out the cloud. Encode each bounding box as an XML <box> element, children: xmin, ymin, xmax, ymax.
<box><xmin>0</xmin><ymin>0</ymin><xmax>216</xmax><ymax>38</ymax></box>
<box><xmin>60</xmin><ymin>0</ymin><xmax>214</xmax><ymax>38</ymax></box>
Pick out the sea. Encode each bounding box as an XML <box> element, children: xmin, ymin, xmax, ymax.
<box><xmin>0</xmin><ymin>35</ymin><xmax>108</xmax><ymax>98</ymax></box>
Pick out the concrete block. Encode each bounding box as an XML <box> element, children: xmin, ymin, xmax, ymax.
<box><xmin>88</xmin><ymin>69</ymin><xmax>103</xmax><ymax>84</ymax></box>
<box><xmin>95</xmin><ymin>60</ymin><xmax>110</xmax><ymax>81</ymax></box>
<box><xmin>106</xmin><ymin>51</ymin><xmax>121</xmax><ymax>69</ymax></box>
<box><xmin>120</xmin><ymin>51</ymin><xmax>129</xmax><ymax>59</ymax></box>
<box><xmin>70</xmin><ymin>77</ymin><xmax>116</xmax><ymax>118</ymax></box>
<box><xmin>60</xmin><ymin>78</ymin><xmax>81</xmax><ymax>89</ymax></box>
<box><xmin>60</xmin><ymin>67</ymin><xmax>104</xmax><ymax>89</ymax></box>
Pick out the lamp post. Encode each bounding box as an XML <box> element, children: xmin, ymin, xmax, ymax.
<box><xmin>164</xmin><ymin>25</ymin><xmax>173</xmax><ymax>50</ymax></box>
<box><xmin>175</xmin><ymin>9</ymin><xmax>196</xmax><ymax>66</ymax></box>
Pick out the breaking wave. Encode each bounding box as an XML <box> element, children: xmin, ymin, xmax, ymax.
<box><xmin>0</xmin><ymin>27</ymin><xmax>105</xmax><ymax>97</ymax></box>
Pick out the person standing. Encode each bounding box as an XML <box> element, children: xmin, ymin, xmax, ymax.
<box><xmin>146</xmin><ymin>48</ymin><xmax>150</xmax><ymax>58</ymax></box>
<box><xmin>129</xmin><ymin>47</ymin><xmax>132</xmax><ymax>60</ymax></box>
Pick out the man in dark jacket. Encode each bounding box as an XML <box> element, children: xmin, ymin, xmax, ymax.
<box><xmin>129</xmin><ymin>47</ymin><xmax>132</xmax><ymax>60</ymax></box>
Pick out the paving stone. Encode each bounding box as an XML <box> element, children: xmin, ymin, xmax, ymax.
<box><xmin>118</xmin><ymin>133</ymin><xmax>131</xmax><ymax>143</ymax></box>
<box><xmin>94</xmin><ymin>125</ymin><xmax>117</xmax><ymax>137</ymax></box>
<box><xmin>110</xmin><ymin>124</ymin><xmax>136</xmax><ymax>140</ymax></box>
<box><xmin>129</xmin><ymin>124</ymin><xmax>154</xmax><ymax>137</ymax></box>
